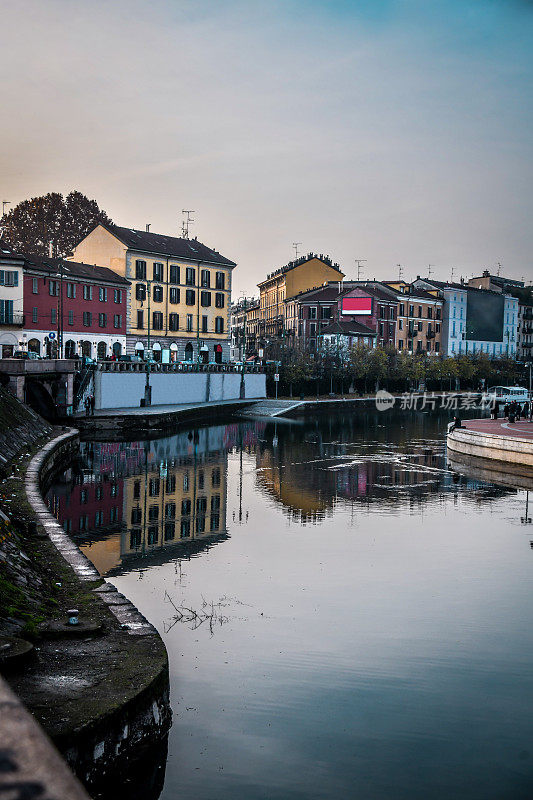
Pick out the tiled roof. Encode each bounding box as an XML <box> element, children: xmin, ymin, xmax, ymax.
<box><xmin>104</xmin><ymin>225</ymin><xmax>236</xmax><ymax>267</ymax></box>
<box><xmin>346</xmin><ymin>282</ymin><xmax>398</xmax><ymax>303</ymax></box>
<box><xmin>292</xmin><ymin>285</ymin><xmax>347</xmax><ymax>302</ymax></box>
<box><xmin>24</xmin><ymin>254</ymin><xmax>130</xmax><ymax>285</ymax></box>
<box><xmin>382</xmin><ymin>283</ymin><xmax>441</xmax><ymax>302</ymax></box>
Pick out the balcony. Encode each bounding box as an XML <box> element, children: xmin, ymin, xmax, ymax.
<box><xmin>0</xmin><ymin>311</ymin><xmax>24</xmax><ymax>327</ymax></box>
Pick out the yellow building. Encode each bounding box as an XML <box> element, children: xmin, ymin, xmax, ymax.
<box><xmin>72</xmin><ymin>224</ymin><xmax>236</xmax><ymax>363</ymax></box>
<box><xmin>257</xmin><ymin>254</ymin><xmax>344</xmax><ymax>341</ymax></box>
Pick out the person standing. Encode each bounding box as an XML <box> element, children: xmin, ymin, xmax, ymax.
<box><xmin>90</xmin><ymin>394</ymin><xmax>95</xmax><ymax>416</ymax></box>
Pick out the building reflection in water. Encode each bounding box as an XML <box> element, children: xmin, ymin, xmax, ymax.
<box><xmin>46</xmin><ymin>423</ymin><xmax>264</xmax><ymax>575</ymax></box>
<box><xmin>46</xmin><ymin>411</ymin><xmax>517</xmax><ymax>574</ymax></box>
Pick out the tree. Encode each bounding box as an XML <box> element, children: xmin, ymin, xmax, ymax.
<box><xmin>1</xmin><ymin>191</ymin><xmax>112</xmax><ymax>257</ymax></box>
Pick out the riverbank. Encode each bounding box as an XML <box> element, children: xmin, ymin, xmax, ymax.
<box><xmin>447</xmin><ymin>417</ymin><xmax>533</xmax><ymax>476</ymax></box>
<box><xmin>0</xmin><ymin>391</ymin><xmax>171</xmax><ymax>798</ymax></box>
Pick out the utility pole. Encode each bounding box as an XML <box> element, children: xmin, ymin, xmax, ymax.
<box><xmin>181</xmin><ymin>210</ymin><xmax>195</xmax><ymax>239</ymax></box>
<box><xmin>355</xmin><ymin>259</ymin><xmax>367</xmax><ymax>281</ymax></box>
<box><xmin>293</xmin><ymin>242</ymin><xmax>302</xmax><ymax>260</ymax></box>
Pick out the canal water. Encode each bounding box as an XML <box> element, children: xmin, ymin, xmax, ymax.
<box><xmin>46</xmin><ymin>410</ymin><xmax>533</xmax><ymax>800</ymax></box>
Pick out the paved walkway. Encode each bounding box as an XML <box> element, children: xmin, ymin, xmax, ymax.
<box><xmin>463</xmin><ymin>417</ymin><xmax>533</xmax><ymax>441</ymax></box>
<box><xmin>74</xmin><ymin>398</ymin><xmax>251</xmax><ymax>418</ymax></box>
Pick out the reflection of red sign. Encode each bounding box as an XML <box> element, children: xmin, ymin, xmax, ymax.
<box><xmin>342</xmin><ymin>296</ymin><xmax>372</xmax><ymax>315</ymax></box>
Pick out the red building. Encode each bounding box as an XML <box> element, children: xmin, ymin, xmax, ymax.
<box><xmin>22</xmin><ymin>255</ymin><xmax>129</xmax><ymax>359</ymax></box>
<box><xmin>338</xmin><ymin>283</ymin><xmax>397</xmax><ymax>348</ymax></box>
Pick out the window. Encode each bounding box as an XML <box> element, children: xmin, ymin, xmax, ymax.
<box><xmin>153</xmin><ymin>285</ymin><xmax>163</xmax><ymax>303</ymax></box>
<box><xmin>183</xmin><ymin>472</ymin><xmax>189</xmax><ymax>491</ymax></box>
<box><xmin>148</xmin><ymin>504</ymin><xmax>159</xmax><ymax>522</ymax></box>
<box><xmin>309</xmin><ymin>307</ymin><xmax>317</xmax><ymax>320</ymax></box>
<box><xmin>180</xmin><ymin>519</ymin><xmax>191</xmax><ymax>538</ymax></box>
<box><xmin>211</xmin><ymin>495</ymin><xmax>220</xmax><ymax>512</ymax></box>
<box><xmin>197</xmin><ymin>496</ymin><xmax>207</xmax><ymax>513</ymax></box>
<box><xmin>148</xmin><ymin>526</ymin><xmax>158</xmax><ymax>545</ymax></box>
<box><xmin>135</xmin><ymin>283</ymin><xmax>146</xmax><ymax>301</ymax></box>
<box><xmin>435</xmin><ymin>341</ymin><xmax>440</xmax><ymax>353</ymax></box>
<box><xmin>398</xmin><ymin>340</ymin><xmax>404</xmax><ymax>349</ymax></box>
<box><xmin>49</xmin><ymin>280</ymin><xmax>59</xmax><ymax>296</ymax></box>
<box><xmin>135</xmin><ymin>260</ymin><xmax>146</xmax><ymax>280</ymax></box>
<box><xmin>80</xmin><ymin>489</ymin><xmax>88</xmax><ymax>504</ymax></box>
<box><xmin>436</xmin><ymin>307</ymin><xmax>442</xmax><ymax>320</ymax></box>
<box><xmin>185</xmin><ymin>267</ymin><xmax>195</xmax><ymax>286</ymax></box>
<box><xmin>201</xmin><ymin>269</ymin><xmax>210</xmax><ymax>287</ymax></box>
<box><xmin>130</xmin><ymin>529</ymin><xmax>141</xmax><ymax>549</ymax></box>
<box><xmin>113</xmin><ymin>314</ymin><xmax>122</xmax><ymax>329</ymax></box>
<box><xmin>186</xmin><ymin>314</ymin><xmax>193</xmax><ymax>332</ymax></box>
<box><xmin>198</xmin><ymin>471</ymin><xmax>204</xmax><ymax>490</ymax></box>
<box><xmin>215</xmin><ymin>293</ymin><xmax>224</xmax><ymax>308</ymax></box>
<box><xmin>398</xmin><ymin>319</ymin><xmax>403</xmax><ymax>330</ymax></box>
<box><xmin>210</xmin><ymin>515</ymin><xmax>220</xmax><ymax>532</ymax></box>
<box><xmin>166</xmin><ymin>474</ymin><xmax>176</xmax><ymax>493</ymax></box>
<box><xmin>418</xmin><ymin>305</ymin><xmax>422</xmax><ymax>318</ymax></box>
<box><xmin>114</xmin><ymin>289</ymin><xmax>122</xmax><ymax>304</ymax></box>
<box><xmin>309</xmin><ymin>322</ymin><xmax>316</xmax><ymax>336</ymax></box>
<box><xmin>200</xmin><ymin>291</ymin><xmax>211</xmax><ymax>307</ymax></box>
<box><xmin>409</xmin><ymin>304</ymin><xmax>414</xmax><ymax>317</ymax></box>
<box><xmin>83</xmin><ymin>285</ymin><xmax>92</xmax><ymax>300</ymax></box>
<box><xmin>110</xmin><ymin>483</ymin><xmax>117</xmax><ymax>497</ymax></box>
<box><xmin>95</xmin><ymin>486</ymin><xmax>103</xmax><ymax>501</ymax></box>
<box><xmin>32</xmin><ymin>307</ymin><xmax>38</xmax><ymax>323</ymax></box>
<box><xmin>98</xmin><ymin>313</ymin><xmax>107</xmax><ymax>328</ymax></box>
<box><xmin>212</xmin><ymin>468</ymin><xmax>220</xmax><ymax>487</ymax></box>
<box><xmin>169</xmin><ymin>264</ymin><xmax>180</xmax><ymax>284</ymax></box>
<box><xmin>137</xmin><ymin>310</ymin><xmax>144</xmax><ymax>329</ymax></box>
<box><xmin>196</xmin><ymin>516</ymin><xmax>206</xmax><ymax>534</ymax></box>
<box><xmin>153</xmin><ymin>311</ymin><xmax>163</xmax><ymax>330</ymax></box>
<box><xmin>321</xmin><ymin>307</ymin><xmax>331</xmax><ymax>320</ymax></box>
<box><xmin>202</xmin><ymin>315</ymin><xmax>208</xmax><ymax>333</ymax></box>
<box><xmin>417</xmin><ymin>321</ymin><xmax>423</xmax><ymax>332</ymax></box>
<box><xmin>66</xmin><ymin>282</ymin><xmax>76</xmax><ymax>298</ymax></box>
<box><xmin>51</xmin><ymin>308</ymin><xmax>57</xmax><ymax>324</ymax></box>
<box><xmin>133</xmin><ymin>480</ymin><xmax>141</xmax><ymax>499</ymax></box>
<box><xmin>165</xmin><ymin>502</ymin><xmax>176</xmax><ymax>519</ymax></box>
<box><xmin>427</xmin><ymin>306</ymin><xmax>432</xmax><ymax>319</ymax></box>
<box><xmin>399</xmin><ymin>303</ymin><xmax>405</xmax><ymax>316</ymax></box>
<box><xmin>181</xmin><ymin>498</ymin><xmax>191</xmax><ymax>515</ymax></box>
<box><xmin>215</xmin><ymin>316</ymin><xmax>224</xmax><ymax>334</ymax></box>
<box><xmin>169</xmin><ymin>313</ymin><xmax>179</xmax><ymax>331</ymax></box>
<box><xmin>379</xmin><ymin>306</ymin><xmax>386</xmax><ymax>319</ymax></box>
<box><xmin>99</xmin><ymin>287</ymin><xmax>107</xmax><ymax>302</ymax></box>
<box><xmin>153</xmin><ymin>262</ymin><xmax>164</xmax><ymax>281</ymax></box>
<box><xmin>215</xmin><ymin>272</ymin><xmax>225</xmax><ymax>290</ymax></box>
<box><xmin>436</xmin><ymin>322</ymin><xmax>441</xmax><ymax>333</ymax></box>
<box><xmin>83</xmin><ymin>311</ymin><xmax>92</xmax><ymax>326</ymax></box>
<box><xmin>32</xmin><ymin>278</ymin><xmax>38</xmax><ymax>294</ymax></box>
<box><xmin>186</xmin><ymin>289</ymin><xmax>195</xmax><ymax>306</ymax></box>
<box><xmin>164</xmin><ymin>522</ymin><xmax>175</xmax><ymax>541</ymax></box>
<box><xmin>169</xmin><ymin>287</ymin><xmax>180</xmax><ymax>304</ymax></box>
<box><xmin>131</xmin><ymin>507</ymin><xmax>142</xmax><ymax>524</ymax></box>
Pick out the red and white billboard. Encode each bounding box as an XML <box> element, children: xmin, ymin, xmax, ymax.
<box><xmin>341</xmin><ymin>296</ymin><xmax>372</xmax><ymax>315</ymax></box>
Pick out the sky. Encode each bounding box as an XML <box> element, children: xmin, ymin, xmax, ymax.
<box><xmin>1</xmin><ymin>0</ymin><xmax>532</xmax><ymax>295</ymax></box>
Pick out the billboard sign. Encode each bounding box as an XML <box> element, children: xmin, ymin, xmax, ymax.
<box><xmin>341</xmin><ymin>296</ymin><xmax>372</xmax><ymax>316</ymax></box>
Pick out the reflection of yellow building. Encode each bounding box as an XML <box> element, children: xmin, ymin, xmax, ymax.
<box><xmin>122</xmin><ymin>454</ymin><xmax>228</xmax><ymax>560</ymax></box>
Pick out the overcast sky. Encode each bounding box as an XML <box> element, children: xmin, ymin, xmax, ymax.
<box><xmin>1</xmin><ymin>0</ymin><xmax>532</xmax><ymax>294</ymax></box>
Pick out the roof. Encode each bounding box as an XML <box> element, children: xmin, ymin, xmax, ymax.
<box><xmin>24</xmin><ymin>254</ymin><xmax>130</xmax><ymax>285</ymax></box>
<box><xmin>345</xmin><ymin>282</ymin><xmax>398</xmax><ymax>303</ymax></box>
<box><xmin>417</xmin><ymin>277</ymin><xmax>516</xmax><ymax>298</ymax></box>
<box><xmin>102</xmin><ymin>224</ymin><xmax>236</xmax><ymax>267</ymax></box>
<box><xmin>320</xmin><ymin>320</ymin><xmax>376</xmax><ymax>337</ymax></box>
<box><xmin>258</xmin><ymin>253</ymin><xmax>344</xmax><ymax>287</ymax></box>
<box><xmin>382</xmin><ymin>282</ymin><xmax>441</xmax><ymax>302</ymax></box>
<box><xmin>0</xmin><ymin>243</ymin><xmax>25</xmax><ymax>262</ymax></box>
<box><xmin>292</xmin><ymin>285</ymin><xmax>347</xmax><ymax>303</ymax></box>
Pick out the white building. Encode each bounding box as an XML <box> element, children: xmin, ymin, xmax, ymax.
<box><xmin>0</xmin><ymin>246</ymin><xmax>25</xmax><ymax>357</ymax></box>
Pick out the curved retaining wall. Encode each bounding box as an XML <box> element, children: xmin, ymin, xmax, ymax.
<box><xmin>447</xmin><ymin>426</ymin><xmax>533</xmax><ymax>473</ymax></box>
<box><xmin>24</xmin><ymin>430</ymin><xmax>172</xmax><ymax>792</ymax></box>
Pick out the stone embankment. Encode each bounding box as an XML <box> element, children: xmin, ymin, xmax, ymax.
<box><xmin>0</xmin><ymin>389</ymin><xmax>171</xmax><ymax>799</ymax></box>
<box><xmin>447</xmin><ymin>417</ymin><xmax>533</xmax><ymax>477</ymax></box>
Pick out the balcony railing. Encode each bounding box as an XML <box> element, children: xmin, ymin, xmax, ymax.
<box><xmin>0</xmin><ymin>311</ymin><xmax>24</xmax><ymax>327</ymax></box>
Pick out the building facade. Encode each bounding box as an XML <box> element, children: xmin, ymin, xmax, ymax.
<box><xmin>383</xmin><ymin>281</ymin><xmax>443</xmax><ymax>354</ymax></box>
<box><xmin>230</xmin><ymin>297</ymin><xmax>259</xmax><ymax>361</ymax></box>
<box><xmin>22</xmin><ymin>255</ymin><xmax>128</xmax><ymax>359</ymax></box>
<box><xmin>0</xmin><ymin>247</ymin><xmax>25</xmax><ymax>357</ymax></box>
<box><xmin>414</xmin><ymin>278</ymin><xmax>518</xmax><ymax>357</ymax></box>
<box><xmin>338</xmin><ymin>284</ymin><xmax>397</xmax><ymax>348</ymax></box>
<box><xmin>72</xmin><ymin>225</ymin><xmax>235</xmax><ymax>363</ymax></box>
<box><xmin>517</xmin><ymin>302</ymin><xmax>533</xmax><ymax>362</ymax></box>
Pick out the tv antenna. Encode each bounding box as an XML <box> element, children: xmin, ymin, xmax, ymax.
<box><xmin>354</xmin><ymin>259</ymin><xmax>366</xmax><ymax>280</ymax></box>
<box><xmin>181</xmin><ymin>210</ymin><xmax>195</xmax><ymax>239</ymax></box>
<box><xmin>397</xmin><ymin>264</ymin><xmax>403</xmax><ymax>281</ymax></box>
<box><xmin>293</xmin><ymin>242</ymin><xmax>302</xmax><ymax>259</ymax></box>
<box><xmin>428</xmin><ymin>264</ymin><xmax>434</xmax><ymax>278</ymax></box>
<box><xmin>450</xmin><ymin>266</ymin><xmax>455</xmax><ymax>282</ymax></box>
<box><xmin>2</xmin><ymin>201</ymin><xmax>10</xmax><ymax>217</ymax></box>
<box><xmin>496</xmin><ymin>262</ymin><xmax>502</xmax><ymax>276</ymax></box>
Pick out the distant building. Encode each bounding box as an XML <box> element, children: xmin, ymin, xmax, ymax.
<box><xmin>230</xmin><ymin>297</ymin><xmax>259</xmax><ymax>361</ymax></box>
<box><xmin>338</xmin><ymin>282</ymin><xmax>397</xmax><ymax>348</ymax></box>
<box><xmin>517</xmin><ymin>302</ymin><xmax>533</xmax><ymax>362</ymax></box>
<box><xmin>382</xmin><ymin>281</ymin><xmax>443</xmax><ymax>354</ymax></box>
<box><xmin>72</xmin><ymin>224</ymin><xmax>235</xmax><ymax>364</ymax></box>
<box><xmin>414</xmin><ymin>277</ymin><xmax>518</xmax><ymax>357</ymax></box>
<box><xmin>468</xmin><ymin>270</ymin><xmax>524</xmax><ymax>293</ymax></box>
<box><xmin>257</xmin><ymin>253</ymin><xmax>344</xmax><ymax>346</ymax></box>
<box><xmin>0</xmin><ymin>246</ymin><xmax>25</xmax><ymax>358</ymax></box>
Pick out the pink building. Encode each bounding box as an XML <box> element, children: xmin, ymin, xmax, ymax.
<box><xmin>23</xmin><ymin>255</ymin><xmax>129</xmax><ymax>358</ymax></box>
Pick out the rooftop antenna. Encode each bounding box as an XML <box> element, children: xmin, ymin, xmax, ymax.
<box><xmin>355</xmin><ymin>259</ymin><xmax>367</xmax><ymax>281</ymax></box>
<box><xmin>428</xmin><ymin>264</ymin><xmax>434</xmax><ymax>278</ymax></box>
<box><xmin>397</xmin><ymin>263</ymin><xmax>403</xmax><ymax>281</ymax></box>
<box><xmin>496</xmin><ymin>262</ymin><xmax>502</xmax><ymax>276</ymax></box>
<box><xmin>146</xmin><ymin>223</ymin><xmax>151</xmax><ymax>233</ymax></box>
<box><xmin>181</xmin><ymin>209</ymin><xmax>195</xmax><ymax>239</ymax></box>
<box><xmin>451</xmin><ymin>266</ymin><xmax>455</xmax><ymax>282</ymax></box>
<box><xmin>2</xmin><ymin>201</ymin><xmax>10</xmax><ymax>217</ymax></box>
<box><xmin>293</xmin><ymin>242</ymin><xmax>302</xmax><ymax>259</ymax></box>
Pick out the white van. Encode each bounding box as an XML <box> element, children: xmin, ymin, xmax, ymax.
<box><xmin>489</xmin><ymin>386</ymin><xmax>530</xmax><ymax>404</ymax></box>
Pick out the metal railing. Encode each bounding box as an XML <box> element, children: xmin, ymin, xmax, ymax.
<box><xmin>95</xmin><ymin>361</ymin><xmax>264</xmax><ymax>374</ymax></box>
<box><xmin>0</xmin><ymin>311</ymin><xmax>24</xmax><ymax>326</ymax></box>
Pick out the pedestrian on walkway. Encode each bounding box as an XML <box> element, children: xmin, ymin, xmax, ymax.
<box><xmin>90</xmin><ymin>394</ymin><xmax>95</xmax><ymax>416</ymax></box>
<box><xmin>523</xmin><ymin>400</ymin><xmax>529</xmax><ymax>420</ymax></box>
<box><xmin>84</xmin><ymin>396</ymin><xmax>90</xmax><ymax>417</ymax></box>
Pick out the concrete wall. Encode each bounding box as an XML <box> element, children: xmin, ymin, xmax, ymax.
<box><xmin>95</xmin><ymin>370</ymin><xmax>266</xmax><ymax>409</ymax></box>
<box><xmin>447</xmin><ymin>427</ymin><xmax>533</xmax><ymax>470</ymax></box>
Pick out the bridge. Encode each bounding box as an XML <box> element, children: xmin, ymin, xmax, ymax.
<box><xmin>0</xmin><ymin>359</ymin><xmax>78</xmax><ymax>416</ymax></box>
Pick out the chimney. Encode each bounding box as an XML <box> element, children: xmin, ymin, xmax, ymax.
<box><xmin>146</xmin><ymin>224</ymin><xmax>151</xmax><ymax>233</ymax></box>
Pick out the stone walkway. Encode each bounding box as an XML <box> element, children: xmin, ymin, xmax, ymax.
<box><xmin>74</xmin><ymin>397</ymin><xmax>252</xmax><ymax>418</ymax></box>
<box><xmin>464</xmin><ymin>417</ymin><xmax>533</xmax><ymax>441</ymax></box>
